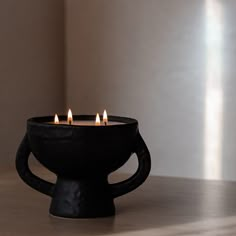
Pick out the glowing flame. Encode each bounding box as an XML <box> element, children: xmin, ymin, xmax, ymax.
<box><xmin>95</xmin><ymin>113</ymin><xmax>101</xmax><ymax>126</ymax></box>
<box><xmin>67</xmin><ymin>109</ymin><xmax>73</xmax><ymax>125</ymax></box>
<box><xmin>103</xmin><ymin>110</ymin><xmax>108</xmax><ymax>125</ymax></box>
<box><xmin>54</xmin><ymin>114</ymin><xmax>59</xmax><ymax>124</ymax></box>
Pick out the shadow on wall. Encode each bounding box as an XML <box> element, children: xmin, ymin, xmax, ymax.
<box><xmin>0</xmin><ymin>0</ymin><xmax>65</xmax><ymax>167</ymax></box>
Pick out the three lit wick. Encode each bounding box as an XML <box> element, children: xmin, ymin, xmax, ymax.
<box><xmin>54</xmin><ymin>109</ymin><xmax>108</xmax><ymax>126</ymax></box>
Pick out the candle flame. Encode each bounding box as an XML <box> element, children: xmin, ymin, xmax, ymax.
<box><xmin>67</xmin><ymin>109</ymin><xmax>73</xmax><ymax>125</ymax></box>
<box><xmin>54</xmin><ymin>114</ymin><xmax>59</xmax><ymax>124</ymax></box>
<box><xmin>103</xmin><ymin>110</ymin><xmax>108</xmax><ymax>125</ymax></box>
<box><xmin>95</xmin><ymin>113</ymin><xmax>101</xmax><ymax>125</ymax></box>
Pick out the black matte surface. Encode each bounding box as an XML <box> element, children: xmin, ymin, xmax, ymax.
<box><xmin>16</xmin><ymin>115</ymin><xmax>151</xmax><ymax>218</ymax></box>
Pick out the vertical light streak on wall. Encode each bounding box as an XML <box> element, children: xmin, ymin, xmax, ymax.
<box><xmin>204</xmin><ymin>0</ymin><xmax>223</xmax><ymax>180</ymax></box>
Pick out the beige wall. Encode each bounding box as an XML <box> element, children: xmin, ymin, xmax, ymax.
<box><xmin>4</xmin><ymin>0</ymin><xmax>236</xmax><ymax>180</ymax></box>
<box><xmin>66</xmin><ymin>0</ymin><xmax>236</xmax><ymax>180</ymax></box>
<box><xmin>0</xmin><ymin>0</ymin><xmax>65</xmax><ymax>167</ymax></box>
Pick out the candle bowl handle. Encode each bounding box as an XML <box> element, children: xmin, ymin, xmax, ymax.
<box><xmin>111</xmin><ymin>132</ymin><xmax>151</xmax><ymax>198</ymax></box>
<box><xmin>15</xmin><ymin>133</ymin><xmax>55</xmax><ymax>196</ymax></box>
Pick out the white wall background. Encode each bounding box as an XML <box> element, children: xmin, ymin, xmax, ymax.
<box><xmin>66</xmin><ymin>0</ymin><xmax>236</xmax><ymax>181</ymax></box>
<box><xmin>0</xmin><ymin>0</ymin><xmax>65</xmax><ymax>167</ymax></box>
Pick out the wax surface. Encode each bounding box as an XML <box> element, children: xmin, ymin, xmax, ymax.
<box><xmin>48</xmin><ymin>120</ymin><xmax>124</xmax><ymax>126</ymax></box>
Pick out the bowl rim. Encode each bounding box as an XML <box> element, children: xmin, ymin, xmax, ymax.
<box><xmin>27</xmin><ymin>115</ymin><xmax>138</xmax><ymax>128</ymax></box>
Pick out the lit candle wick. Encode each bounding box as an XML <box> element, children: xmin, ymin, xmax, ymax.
<box><xmin>95</xmin><ymin>113</ymin><xmax>101</xmax><ymax>126</ymax></box>
<box><xmin>54</xmin><ymin>114</ymin><xmax>59</xmax><ymax>124</ymax></box>
<box><xmin>68</xmin><ymin>109</ymin><xmax>73</xmax><ymax>125</ymax></box>
<box><xmin>103</xmin><ymin>110</ymin><xmax>108</xmax><ymax>126</ymax></box>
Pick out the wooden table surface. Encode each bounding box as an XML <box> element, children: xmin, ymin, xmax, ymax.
<box><xmin>1</xmin><ymin>166</ymin><xmax>236</xmax><ymax>235</ymax></box>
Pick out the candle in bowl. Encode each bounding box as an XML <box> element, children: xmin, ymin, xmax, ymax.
<box><xmin>51</xmin><ymin>110</ymin><xmax>124</xmax><ymax>126</ymax></box>
<box><xmin>51</xmin><ymin>116</ymin><xmax>124</xmax><ymax>126</ymax></box>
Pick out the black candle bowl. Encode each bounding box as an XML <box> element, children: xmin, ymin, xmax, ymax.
<box><xmin>16</xmin><ymin>115</ymin><xmax>151</xmax><ymax>218</ymax></box>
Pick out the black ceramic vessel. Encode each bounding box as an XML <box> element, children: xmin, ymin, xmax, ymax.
<box><xmin>16</xmin><ymin>115</ymin><xmax>151</xmax><ymax>218</ymax></box>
